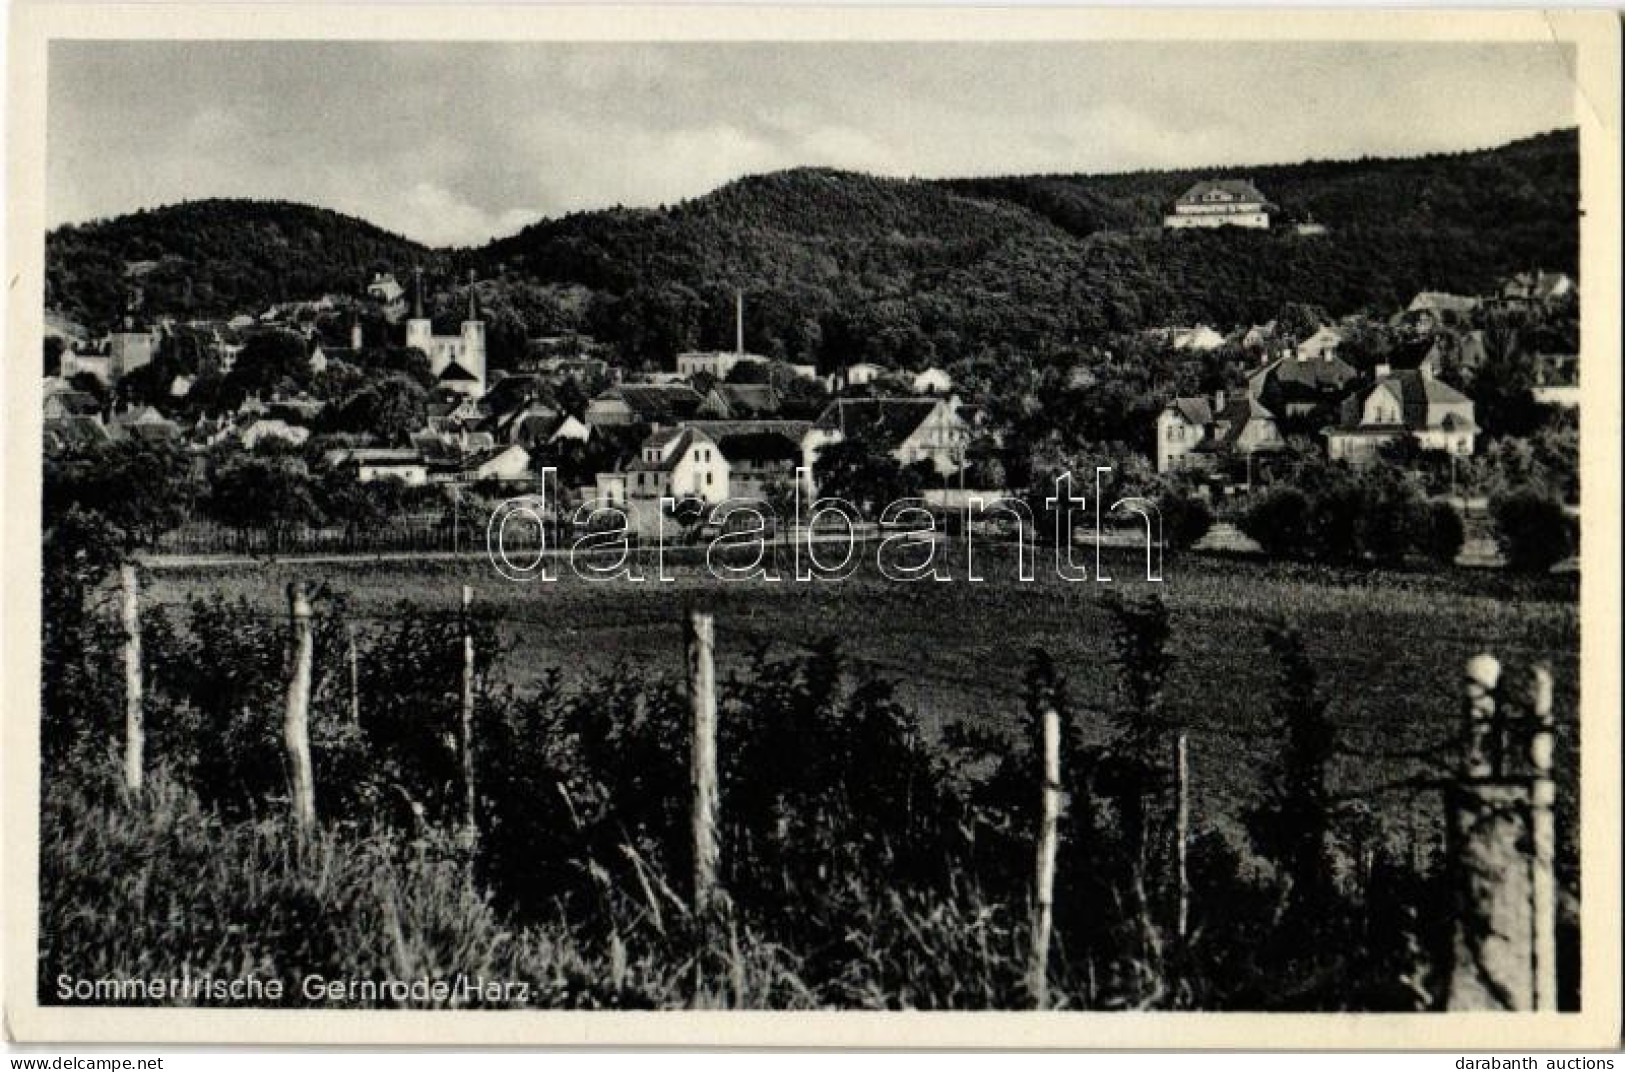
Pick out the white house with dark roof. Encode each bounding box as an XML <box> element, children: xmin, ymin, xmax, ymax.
<box><xmin>1163</xmin><ymin>179</ymin><xmax>1272</xmax><ymax>230</ymax></box>
<box><xmin>1323</xmin><ymin>364</ymin><xmax>1478</xmax><ymax>464</ymax></box>
<box><xmin>1155</xmin><ymin>391</ymin><xmax>1285</xmax><ymax>473</ymax></box>
<box><xmin>601</xmin><ymin>425</ymin><xmax>731</xmax><ymax>507</ymax></box>
<box><xmin>812</xmin><ymin>396</ymin><xmax>970</xmax><ymax>476</ymax></box>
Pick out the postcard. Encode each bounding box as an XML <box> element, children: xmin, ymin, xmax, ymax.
<box><xmin>5</xmin><ymin>3</ymin><xmax>1620</xmax><ymax>1048</ymax></box>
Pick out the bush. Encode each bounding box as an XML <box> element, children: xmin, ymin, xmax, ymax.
<box><xmin>1157</xmin><ymin>491</ymin><xmax>1214</xmax><ymax>551</ymax></box>
<box><xmin>1419</xmin><ymin>501</ymin><xmax>1465</xmax><ymax>567</ymax></box>
<box><xmin>1491</xmin><ymin>490</ymin><xmax>1576</xmax><ymax>573</ymax></box>
<box><xmin>1239</xmin><ymin>487</ymin><xmax>1310</xmax><ymax>557</ymax></box>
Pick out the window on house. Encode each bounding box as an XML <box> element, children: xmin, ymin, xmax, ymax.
<box><xmin>706</xmin><ymin>472</ymin><xmax>714</xmax><ymax>487</ymax></box>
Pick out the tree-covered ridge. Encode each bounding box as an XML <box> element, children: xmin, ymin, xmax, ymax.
<box><xmin>47</xmin><ymin>129</ymin><xmax>1578</xmax><ymax>365</ymax></box>
<box><xmin>46</xmin><ymin>199</ymin><xmax>437</xmax><ymax>331</ymax></box>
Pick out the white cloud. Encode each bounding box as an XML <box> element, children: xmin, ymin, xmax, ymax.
<box><xmin>367</xmin><ymin>183</ymin><xmax>542</xmax><ymax>248</ymax></box>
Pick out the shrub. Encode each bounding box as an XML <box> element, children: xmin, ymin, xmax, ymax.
<box><xmin>1239</xmin><ymin>487</ymin><xmax>1310</xmax><ymax>557</ymax></box>
<box><xmin>1491</xmin><ymin>490</ymin><xmax>1576</xmax><ymax>573</ymax></box>
<box><xmin>1419</xmin><ymin>500</ymin><xmax>1465</xmax><ymax>567</ymax></box>
<box><xmin>1157</xmin><ymin>491</ymin><xmax>1214</xmax><ymax>551</ymax></box>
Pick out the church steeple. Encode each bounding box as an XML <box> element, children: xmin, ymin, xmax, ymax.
<box><xmin>413</xmin><ymin>265</ymin><xmax>424</xmax><ymax>319</ymax></box>
<box><xmin>465</xmin><ymin>269</ymin><xmax>478</xmax><ymax>323</ymax></box>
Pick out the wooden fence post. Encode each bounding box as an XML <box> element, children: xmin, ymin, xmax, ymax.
<box><xmin>120</xmin><ymin>563</ymin><xmax>143</xmax><ymax>795</ymax></box>
<box><xmin>686</xmin><ymin>609</ymin><xmax>721</xmax><ymax>912</ymax></box>
<box><xmin>347</xmin><ymin>622</ymin><xmax>360</xmax><ymax>727</ymax></box>
<box><xmin>284</xmin><ymin>583</ymin><xmax>317</xmax><ymax>829</ymax></box>
<box><xmin>1028</xmin><ymin>702</ymin><xmax>1061</xmax><ymax>1009</ymax></box>
<box><xmin>1175</xmin><ymin>731</ymin><xmax>1190</xmax><ymax>942</ymax></box>
<box><xmin>1528</xmin><ymin>665</ymin><xmax>1557</xmax><ymax>1012</ymax></box>
<box><xmin>1443</xmin><ymin>653</ymin><xmax>1560</xmax><ymax>1011</ymax></box>
<box><xmin>460</xmin><ymin>584</ymin><xmax>478</xmax><ymax>847</ymax></box>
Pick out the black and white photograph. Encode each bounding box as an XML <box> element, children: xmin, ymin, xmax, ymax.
<box><xmin>5</xmin><ymin>4</ymin><xmax>1620</xmax><ymax>1049</ymax></box>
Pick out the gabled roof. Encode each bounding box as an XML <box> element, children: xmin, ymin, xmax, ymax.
<box><xmin>43</xmin><ymin>416</ymin><xmax>109</xmax><ymax>454</ymax></box>
<box><xmin>1335</xmin><ymin>370</ymin><xmax>1476</xmax><ymax>435</ymax></box>
<box><xmin>1201</xmin><ymin>396</ymin><xmax>1278</xmax><ymax>452</ymax></box>
<box><xmin>593</xmin><ymin>384</ymin><xmax>705</xmax><ymax>423</ymax></box>
<box><xmin>814</xmin><ymin>398</ymin><xmax>943</xmax><ymax>452</ymax></box>
<box><xmin>1166</xmin><ymin>397</ymin><xmax>1214</xmax><ymax>426</ymax></box>
<box><xmin>701</xmin><ymin>384</ymin><xmax>783</xmax><ymax>419</ymax></box>
<box><xmin>1407</xmin><ymin>291</ymin><xmax>1478</xmax><ymax>315</ymax></box>
<box><xmin>439</xmin><ymin>360</ymin><xmax>479</xmax><ymax>383</ymax></box>
<box><xmin>687</xmin><ymin>420</ymin><xmax>813</xmax><ymax>464</ymax></box>
<box><xmin>1175</xmin><ymin>179</ymin><xmax>1269</xmax><ymax>206</ymax></box>
<box><xmin>44</xmin><ymin>387</ymin><xmax>101</xmax><ymax>416</ymax></box>
<box><xmin>626</xmin><ymin>427</ymin><xmax>716</xmax><ymax>473</ymax></box>
<box><xmin>1247</xmin><ymin>352</ymin><xmax>1358</xmax><ymax>399</ymax></box>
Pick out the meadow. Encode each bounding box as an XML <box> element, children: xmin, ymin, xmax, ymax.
<box><xmin>40</xmin><ymin>545</ymin><xmax>1578</xmax><ymax>1010</ymax></box>
<box><xmin>142</xmin><ymin>545</ymin><xmax>1580</xmax><ymax>847</ymax></box>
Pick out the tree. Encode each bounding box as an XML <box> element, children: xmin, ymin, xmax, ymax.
<box><xmin>205</xmin><ymin>454</ymin><xmax>324</xmax><ymax>553</ymax></box>
<box><xmin>44</xmin><ymin>440</ymin><xmax>195</xmax><ymax>551</ymax></box>
<box><xmin>1240</xmin><ymin>487</ymin><xmax>1311</xmax><ymax>558</ymax></box>
<box><xmin>1419</xmin><ymin>500</ymin><xmax>1465</xmax><ymax>567</ymax></box>
<box><xmin>1156</xmin><ymin>491</ymin><xmax>1214</xmax><ymax>552</ymax></box>
<box><xmin>332</xmin><ymin>375</ymin><xmax>427</xmax><ymax>441</ymax></box>
<box><xmin>224</xmin><ymin>329</ymin><xmax>312</xmax><ymax>397</ymax></box>
<box><xmin>812</xmin><ymin>438</ymin><xmax>923</xmax><ymax>516</ymax></box>
<box><xmin>1247</xmin><ymin>624</ymin><xmax>1339</xmax><ymax>927</ymax></box>
<box><xmin>1490</xmin><ymin>490</ymin><xmax>1575</xmax><ymax>573</ymax></box>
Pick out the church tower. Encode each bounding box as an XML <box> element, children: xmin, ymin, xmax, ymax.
<box><xmin>458</xmin><ymin>269</ymin><xmax>486</xmax><ymax>395</ymax></box>
<box><xmin>405</xmin><ymin>265</ymin><xmax>436</xmax><ymax>368</ymax></box>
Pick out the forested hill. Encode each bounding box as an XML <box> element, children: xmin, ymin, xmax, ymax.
<box><xmin>47</xmin><ymin>129</ymin><xmax>1577</xmax><ymax>368</ymax></box>
<box><xmin>46</xmin><ymin>200</ymin><xmax>436</xmax><ymax>331</ymax></box>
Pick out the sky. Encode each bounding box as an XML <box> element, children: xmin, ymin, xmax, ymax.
<box><xmin>47</xmin><ymin>40</ymin><xmax>1576</xmax><ymax>248</ymax></box>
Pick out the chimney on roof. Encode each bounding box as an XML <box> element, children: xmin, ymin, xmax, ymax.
<box><xmin>1375</xmin><ymin>362</ymin><xmax>1392</xmax><ymax>379</ymax></box>
<box><xmin>1213</xmin><ymin>389</ymin><xmax>1226</xmax><ymax>414</ymax></box>
<box><xmin>350</xmin><ymin>319</ymin><xmax>362</xmax><ymax>351</ymax></box>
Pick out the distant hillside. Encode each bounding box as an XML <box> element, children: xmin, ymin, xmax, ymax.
<box><xmin>46</xmin><ymin>129</ymin><xmax>1578</xmax><ymax>370</ymax></box>
<box><xmin>46</xmin><ymin>200</ymin><xmax>437</xmax><ymax>331</ymax></box>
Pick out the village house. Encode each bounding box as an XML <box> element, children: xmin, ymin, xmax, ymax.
<box><xmin>59</xmin><ymin>346</ymin><xmax>113</xmax><ymax>385</ymax></box>
<box><xmin>107</xmin><ymin>405</ymin><xmax>181</xmax><ymax>446</ymax></box>
<box><xmin>1396</xmin><ymin>292</ymin><xmax>1479</xmax><ymax>333</ymax></box>
<box><xmin>1244</xmin><ymin>347</ymin><xmax>1358</xmax><ymax>421</ymax></box>
<box><xmin>828</xmin><ymin>362</ymin><xmax>886</xmax><ymax>392</ymax></box>
<box><xmin>323</xmin><ymin>447</ymin><xmax>431</xmax><ymax>486</ymax></box>
<box><xmin>367</xmin><ymin>273</ymin><xmax>405</xmax><ymax>305</ymax></box>
<box><xmin>1525</xmin><ymin>352</ymin><xmax>1579</xmax><ymax>410</ymax></box>
<box><xmin>1497</xmin><ymin>270</ymin><xmax>1575</xmax><ymax>309</ymax></box>
<box><xmin>687</xmin><ymin>420</ymin><xmax>818</xmax><ymax>501</ymax></box>
<box><xmin>584</xmin><ymin>383</ymin><xmax>704</xmax><ymax>429</ymax></box>
<box><xmin>677</xmin><ymin>350</ymin><xmax>770</xmax><ymax>381</ymax></box>
<box><xmin>812</xmin><ymin>396</ymin><xmax>970</xmax><ymax>476</ymax></box>
<box><xmin>912</xmin><ymin>367</ymin><xmax>954</xmax><ymax>394</ymax></box>
<box><xmin>453</xmin><ymin>443</ymin><xmax>532</xmax><ymax>485</ymax></box>
<box><xmin>43</xmin><ymin>415</ymin><xmax>110</xmax><ymax>456</ymax></box>
<box><xmin>698</xmin><ymin>384</ymin><xmax>783</xmax><ymax>420</ymax></box>
<box><xmin>1171</xmin><ymin>325</ymin><xmax>1226</xmax><ymax>352</ymax></box>
<box><xmin>1154</xmin><ymin>390</ymin><xmax>1285</xmax><ymax>474</ymax></box>
<box><xmin>1292</xmin><ymin>325</ymin><xmax>1344</xmax><ymax>363</ymax></box>
<box><xmin>597</xmin><ymin>425</ymin><xmax>731</xmax><ymax>515</ymax></box>
<box><xmin>1322</xmin><ymin>363</ymin><xmax>1478</xmax><ymax>464</ymax></box>
<box><xmin>310</xmin><ymin>321</ymin><xmax>365</xmax><ymax>375</ymax></box>
<box><xmin>43</xmin><ymin>380</ymin><xmax>102</xmax><ymax>422</ymax></box>
<box><xmin>1163</xmin><ymin>179</ymin><xmax>1272</xmax><ymax>230</ymax></box>
<box><xmin>238</xmin><ymin>418</ymin><xmax>310</xmax><ymax>451</ymax></box>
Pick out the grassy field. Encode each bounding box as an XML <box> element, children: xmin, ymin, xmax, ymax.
<box><xmin>140</xmin><ymin>545</ymin><xmax>1581</xmax><ymax>854</ymax></box>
